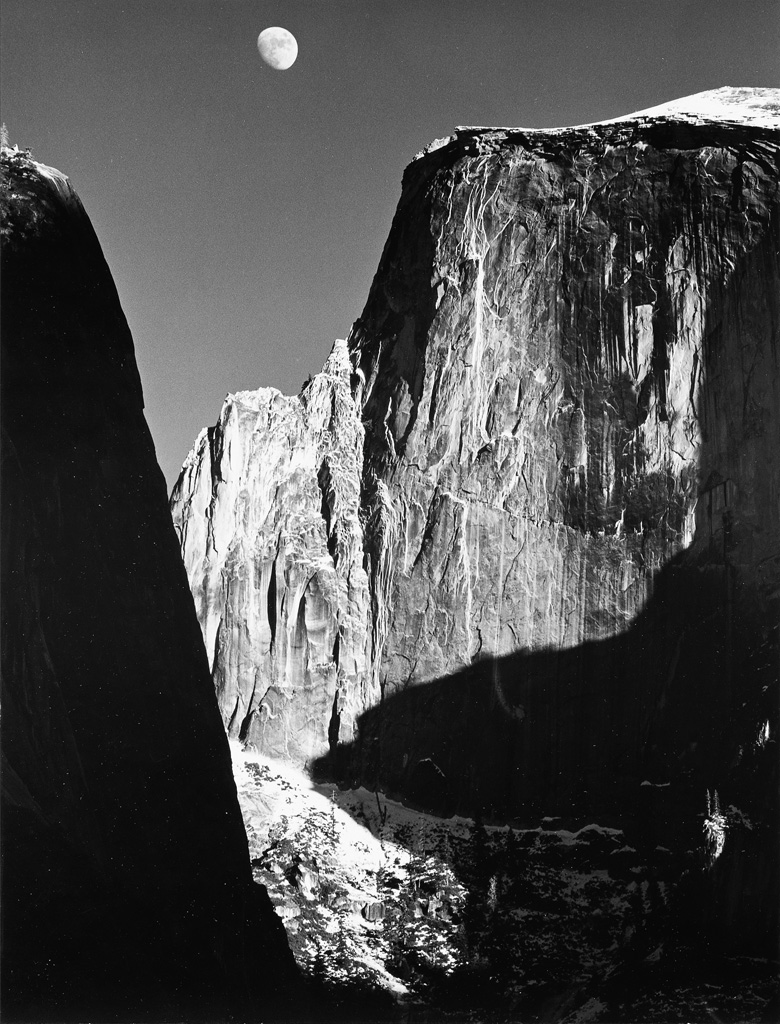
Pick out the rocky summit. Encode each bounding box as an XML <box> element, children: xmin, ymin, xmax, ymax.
<box><xmin>173</xmin><ymin>88</ymin><xmax>779</xmax><ymax>974</ymax></box>
<box><xmin>0</xmin><ymin>149</ymin><xmax>299</xmax><ymax>1022</ymax></box>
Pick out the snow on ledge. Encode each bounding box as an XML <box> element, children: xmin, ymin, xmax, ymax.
<box><xmin>433</xmin><ymin>87</ymin><xmax>780</xmax><ymax>156</ymax></box>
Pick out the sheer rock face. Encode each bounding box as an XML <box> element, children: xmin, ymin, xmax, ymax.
<box><xmin>172</xmin><ymin>339</ymin><xmax>371</xmax><ymax>763</ymax></box>
<box><xmin>173</xmin><ymin>92</ymin><xmax>779</xmax><ymax>834</ymax></box>
<box><xmin>1</xmin><ymin>151</ymin><xmax>298</xmax><ymax>1021</ymax></box>
<box><xmin>344</xmin><ymin>99</ymin><xmax>780</xmax><ymax>819</ymax></box>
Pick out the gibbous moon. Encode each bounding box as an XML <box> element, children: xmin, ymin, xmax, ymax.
<box><xmin>257</xmin><ymin>27</ymin><xmax>298</xmax><ymax>70</ymax></box>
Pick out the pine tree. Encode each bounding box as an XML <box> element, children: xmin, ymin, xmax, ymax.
<box><xmin>645</xmin><ymin>876</ymin><xmax>666</xmax><ymax>944</ymax></box>
<box><xmin>628</xmin><ymin>881</ymin><xmax>645</xmax><ymax>943</ymax></box>
<box><xmin>501</xmin><ymin>825</ymin><xmax>522</xmax><ymax>900</ymax></box>
<box><xmin>703</xmin><ymin>789</ymin><xmax>727</xmax><ymax>865</ymax></box>
<box><xmin>484</xmin><ymin>906</ymin><xmax>517</xmax><ymax>993</ymax></box>
<box><xmin>463</xmin><ymin>815</ymin><xmax>491</xmax><ymax>954</ymax></box>
<box><xmin>410</xmin><ymin>821</ymin><xmax>429</xmax><ymax>882</ymax></box>
<box><xmin>311</xmin><ymin>943</ymin><xmax>327</xmax><ymax>994</ymax></box>
<box><xmin>326</xmin><ymin>789</ymin><xmax>338</xmax><ymax>846</ymax></box>
<box><xmin>504</xmin><ymin>824</ymin><xmax>517</xmax><ymax>862</ymax></box>
<box><xmin>469</xmin><ymin>814</ymin><xmax>491</xmax><ymax>888</ymax></box>
<box><xmin>437</xmin><ymin>826</ymin><xmax>453</xmax><ymax>868</ymax></box>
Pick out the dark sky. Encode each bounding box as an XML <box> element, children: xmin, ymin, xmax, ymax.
<box><xmin>3</xmin><ymin>0</ymin><xmax>778</xmax><ymax>487</ymax></box>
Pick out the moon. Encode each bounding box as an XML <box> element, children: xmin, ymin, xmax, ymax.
<box><xmin>257</xmin><ymin>27</ymin><xmax>298</xmax><ymax>70</ymax></box>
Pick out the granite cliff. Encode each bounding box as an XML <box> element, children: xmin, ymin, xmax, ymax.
<box><xmin>1</xmin><ymin>149</ymin><xmax>298</xmax><ymax>1021</ymax></box>
<box><xmin>172</xmin><ymin>89</ymin><xmax>779</xmax><ymax>952</ymax></box>
<box><xmin>174</xmin><ymin>338</ymin><xmax>370</xmax><ymax>765</ymax></box>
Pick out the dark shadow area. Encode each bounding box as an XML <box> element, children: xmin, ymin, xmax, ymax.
<box><xmin>321</xmin><ymin>550</ymin><xmax>774</xmax><ymax>816</ymax></box>
<box><xmin>309</xmin><ymin>556</ymin><xmax>779</xmax><ymax>1019</ymax></box>
<box><xmin>316</xmin><ymin>543</ymin><xmax>778</xmax><ymax>963</ymax></box>
<box><xmin>1</xmin><ymin>152</ymin><xmax>301</xmax><ymax>1022</ymax></box>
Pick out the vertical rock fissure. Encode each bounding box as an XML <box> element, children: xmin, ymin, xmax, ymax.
<box><xmin>267</xmin><ymin>559</ymin><xmax>277</xmax><ymax>650</ymax></box>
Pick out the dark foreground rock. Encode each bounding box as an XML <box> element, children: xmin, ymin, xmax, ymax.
<box><xmin>0</xmin><ymin>149</ymin><xmax>299</xmax><ymax>1022</ymax></box>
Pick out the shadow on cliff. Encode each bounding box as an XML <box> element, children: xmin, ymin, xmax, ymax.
<box><xmin>313</xmin><ymin>544</ymin><xmax>773</xmax><ymax>974</ymax></box>
<box><xmin>315</xmin><ymin>532</ymin><xmax>779</xmax><ymax>962</ymax></box>
<box><xmin>323</xmin><ymin>543</ymin><xmax>774</xmax><ymax>811</ymax></box>
<box><xmin>315</xmin><ymin>150</ymin><xmax>780</xmax><ymax>968</ymax></box>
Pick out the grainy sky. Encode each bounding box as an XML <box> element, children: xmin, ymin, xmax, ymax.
<box><xmin>2</xmin><ymin>0</ymin><xmax>778</xmax><ymax>486</ymax></box>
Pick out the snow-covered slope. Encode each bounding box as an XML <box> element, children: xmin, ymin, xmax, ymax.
<box><xmin>232</xmin><ymin>749</ymin><xmax>777</xmax><ymax>1021</ymax></box>
<box><xmin>617</xmin><ymin>86</ymin><xmax>780</xmax><ymax>129</ymax></box>
<box><xmin>452</xmin><ymin>86</ymin><xmax>780</xmax><ymax>136</ymax></box>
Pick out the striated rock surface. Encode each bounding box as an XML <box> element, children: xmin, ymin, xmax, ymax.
<box><xmin>173</xmin><ymin>90</ymin><xmax>779</xmax><ymax>951</ymax></box>
<box><xmin>173</xmin><ymin>338</ymin><xmax>370</xmax><ymax>764</ymax></box>
<box><xmin>1</xmin><ymin>149</ymin><xmax>298</xmax><ymax>1021</ymax></box>
<box><xmin>341</xmin><ymin>88</ymin><xmax>780</xmax><ymax>819</ymax></box>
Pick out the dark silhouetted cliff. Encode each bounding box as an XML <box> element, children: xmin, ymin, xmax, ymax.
<box><xmin>1</xmin><ymin>149</ymin><xmax>299</xmax><ymax>1022</ymax></box>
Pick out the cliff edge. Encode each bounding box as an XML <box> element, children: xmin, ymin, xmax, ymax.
<box><xmin>1</xmin><ymin>149</ymin><xmax>298</xmax><ymax>1021</ymax></box>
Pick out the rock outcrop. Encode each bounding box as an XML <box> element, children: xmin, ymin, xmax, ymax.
<box><xmin>173</xmin><ymin>89</ymin><xmax>779</xmax><ymax>948</ymax></box>
<box><xmin>1</xmin><ymin>149</ymin><xmax>299</xmax><ymax>1021</ymax></box>
<box><xmin>173</xmin><ymin>339</ymin><xmax>370</xmax><ymax>764</ymax></box>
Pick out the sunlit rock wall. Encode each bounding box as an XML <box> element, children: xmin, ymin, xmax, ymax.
<box><xmin>173</xmin><ymin>92</ymin><xmax>779</xmax><ymax>838</ymax></box>
<box><xmin>345</xmin><ymin>102</ymin><xmax>779</xmax><ymax>813</ymax></box>
<box><xmin>172</xmin><ymin>339</ymin><xmax>371</xmax><ymax>762</ymax></box>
